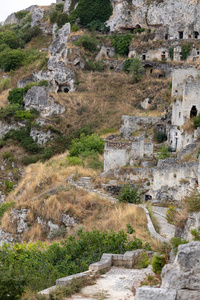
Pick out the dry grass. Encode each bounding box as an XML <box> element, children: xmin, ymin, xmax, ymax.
<box><xmin>181</xmin><ymin>119</ymin><xmax>194</xmax><ymax>133</ymax></box>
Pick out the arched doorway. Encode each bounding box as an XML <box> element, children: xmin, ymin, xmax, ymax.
<box><xmin>190</xmin><ymin>105</ymin><xmax>198</xmax><ymax>118</ymax></box>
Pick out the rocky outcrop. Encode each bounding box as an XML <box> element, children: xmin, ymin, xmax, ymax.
<box><xmin>107</xmin><ymin>0</ymin><xmax>200</xmax><ymax>40</ymax></box>
<box><xmin>49</xmin><ymin>23</ymin><xmax>71</xmax><ymax>59</ymax></box>
<box><xmin>0</xmin><ymin>121</ymin><xmax>25</xmax><ymax>139</ymax></box>
<box><xmin>30</xmin><ymin>128</ymin><xmax>52</xmax><ymax>145</ymax></box>
<box><xmin>175</xmin><ymin>212</ymin><xmax>200</xmax><ymax>241</ymax></box>
<box><xmin>24</xmin><ymin>86</ymin><xmax>65</xmax><ymax>117</ymax></box>
<box><xmin>31</xmin><ymin>8</ymin><xmax>44</xmax><ymax>27</ymax></box>
<box><xmin>4</xmin><ymin>5</ymin><xmax>38</xmax><ymax>25</ymax></box>
<box><xmin>64</xmin><ymin>0</ymin><xmax>73</xmax><ymax>14</ymax></box>
<box><xmin>0</xmin><ymin>230</ymin><xmax>14</xmax><ymax>246</ymax></box>
<box><xmin>136</xmin><ymin>242</ymin><xmax>200</xmax><ymax>300</ymax></box>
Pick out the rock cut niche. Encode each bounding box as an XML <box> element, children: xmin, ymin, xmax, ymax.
<box><xmin>57</xmin><ymin>85</ymin><xmax>70</xmax><ymax>93</ymax></box>
<box><xmin>190</xmin><ymin>105</ymin><xmax>198</xmax><ymax>118</ymax></box>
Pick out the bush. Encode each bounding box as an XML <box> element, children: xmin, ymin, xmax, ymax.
<box><xmin>71</xmin><ymin>0</ymin><xmax>113</xmax><ymax>27</ymax></box>
<box><xmin>15</xmin><ymin>11</ymin><xmax>29</xmax><ymax>20</ymax></box>
<box><xmin>169</xmin><ymin>47</ymin><xmax>174</xmax><ymax>60</ymax></box>
<box><xmin>57</xmin><ymin>13</ymin><xmax>69</xmax><ymax>28</ymax></box>
<box><xmin>55</xmin><ymin>2</ymin><xmax>64</xmax><ymax>12</ymax></box>
<box><xmin>125</xmin><ymin>56</ymin><xmax>145</xmax><ymax>83</ymax></box>
<box><xmin>151</xmin><ymin>254</ymin><xmax>165</xmax><ymax>274</ymax></box>
<box><xmin>67</xmin><ymin>156</ymin><xmax>84</xmax><ymax>166</ymax></box>
<box><xmin>0</xmin><ymin>49</ymin><xmax>25</xmax><ymax>71</ymax></box>
<box><xmin>165</xmin><ymin>205</ymin><xmax>177</xmax><ymax>224</ymax></box>
<box><xmin>14</xmin><ymin>110</ymin><xmax>33</xmax><ymax>120</ymax></box>
<box><xmin>0</xmin><ymin>31</ymin><xmax>21</xmax><ymax>49</ymax></box>
<box><xmin>191</xmin><ymin>229</ymin><xmax>200</xmax><ymax>241</ymax></box>
<box><xmin>185</xmin><ymin>191</ymin><xmax>200</xmax><ymax>212</ymax></box>
<box><xmin>193</xmin><ymin>112</ymin><xmax>200</xmax><ymax>129</ymax></box>
<box><xmin>0</xmin><ymin>78</ymin><xmax>11</xmax><ymax>92</ymax></box>
<box><xmin>71</xmin><ymin>24</ymin><xmax>80</xmax><ymax>32</ymax></box>
<box><xmin>0</xmin><ymin>202</ymin><xmax>14</xmax><ymax>221</ymax></box>
<box><xmin>118</xmin><ymin>184</ymin><xmax>141</xmax><ymax>204</ymax></box>
<box><xmin>21</xmin><ymin>155</ymin><xmax>40</xmax><ymax>165</ymax></box>
<box><xmin>75</xmin><ymin>35</ymin><xmax>98</xmax><ymax>52</ymax></box>
<box><xmin>85</xmin><ymin>59</ymin><xmax>104</xmax><ymax>71</ymax></box>
<box><xmin>4</xmin><ymin>180</ymin><xmax>15</xmax><ymax>195</ymax></box>
<box><xmin>69</xmin><ymin>134</ymin><xmax>105</xmax><ymax>157</ymax></box>
<box><xmin>8</xmin><ymin>88</ymin><xmax>25</xmax><ymax>105</ymax></box>
<box><xmin>170</xmin><ymin>237</ymin><xmax>188</xmax><ymax>254</ymax></box>
<box><xmin>49</xmin><ymin>10</ymin><xmax>58</xmax><ymax>23</ymax></box>
<box><xmin>112</xmin><ymin>34</ymin><xmax>132</xmax><ymax>56</ymax></box>
<box><xmin>0</xmin><ymin>104</ymin><xmax>22</xmax><ymax>120</ymax></box>
<box><xmin>181</xmin><ymin>43</ymin><xmax>192</xmax><ymax>60</ymax></box>
<box><xmin>87</xmin><ymin>20</ymin><xmax>110</xmax><ymax>32</ymax></box>
<box><xmin>154</xmin><ymin>131</ymin><xmax>167</xmax><ymax>143</ymax></box>
<box><xmin>157</xmin><ymin>144</ymin><xmax>170</xmax><ymax>159</ymax></box>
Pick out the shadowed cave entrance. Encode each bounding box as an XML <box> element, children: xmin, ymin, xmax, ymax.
<box><xmin>190</xmin><ymin>105</ymin><xmax>198</xmax><ymax>118</ymax></box>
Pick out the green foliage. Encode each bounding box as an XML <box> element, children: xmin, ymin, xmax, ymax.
<box><xmin>14</xmin><ymin>110</ymin><xmax>33</xmax><ymax>120</ymax></box>
<box><xmin>15</xmin><ymin>11</ymin><xmax>29</xmax><ymax>20</ymax></box>
<box><xmin>169</xmin><ymin>47</ymin><xmax>174</xmax><ymax>60</ymax></box>
<box><xmin>157</xmin><ymin>144</ymin><xmax>170</xmax><ymax>159</ymax></box>
<box><xmin>0</xmin><ymin>104</ymin><xmax>21</xmax><ymax>120</ymax></box>
<box><xmin>193</xmin><ymin>112</ymin><xmax>200</xmax><ymax>129</ymax></box>
<box><xmin>71</xmin><ymin>24</ymin><xmax>80</xmax><ymax>32</ymax></box>
<box><xmin>8</xmin><ymin>88</ymin><xmax>26</xmax><ymax>105</ymax></box>
<box><xmin>165</xmin><ymin>205</ymin><xmax>177</xmax><ymax>224</ymax></box>
<box><xmin>0</xmin><ymin>30</ymin><xmax>21</xmax><ymax>49</ymax></box>
<box><xmin>49</xmin><ymin>10</ymin><xmax>59</xmax><ymax>23</ymax></box>
<box><xmin>86</xmin><ymin>156</ymin><xmax>103</xmax><ymax>171</ymax></box>
<box><xmin>71</xmin><ymin>0</ymin><xmax>113</xmax><ymax>27</ymax></box>
<box><xmin>126</xmin><ymin>223</ymin><xmax>135</xmax><ymax>234</ymax></box>
<box><xmin>69</xmin><ymin>134</ymin><xmax>105</xmax><ymax>157</ymax></box>
<box><xmin>4</xmin><ymin>180</ymin><xmax>15</xmax><ymax>195</ymax></box>
<box><xmin>190</xmin><ymin>228</ymin><xmax>200</xmax><ymax>241</ymax></box>
<box><xmin>67</xmin><ymin>156</ymin><xmax>84</xmax><ymax>166</ymax></box>
<box><xmin>151</xmin><ymin>254</ymin><xmax>165</xmax><ymax>274</ymax></box>
<box><xmin>55</xmin><ymin>3</ymin><xmax>64</xmax><ymax>12</ymax></box>
<box><xmin>118</xmin><ymin>184</ymin><xmax>141</xmax><ymax>204</ymax></box>
<box><xmin>2</xmin><ymin>151</ymin><xmax>15</xmax><ymax>161</ymax></box>
<box><xmin>112</xmin><ymin>34</ymin><xmax>132</xmax><ymax>56</ymax></box>
<box><xmin>85</xmin><ymin>59</ymin><xmax>104</xmax><ymax>71</ymax></box>
<box><xmin>87</xmin><ymin>20</ymin><xmax>110</xmax><ymax>33</ymax></box>
<box><xmin>0</xmin><ymin>229</ymin><xmax>151</xmax><ymax>293</ymax></box>
<box><xmin>126</xmin><ymin>56</ymin><xmax>145</xmax><ymax>83</ymax></box>
<box><xmin>0</xmin><ymin>266</ymin><xmax>27</xmax><ymax>300</ymax></box>
<box><xmin>146</xmin><ymin>202</ymin><xmax>160</xmax><ymax>233</ymax></box>
<box><xmin>154</xmin><ymin>131</ymin><xmax>167</xmax><ymax>143</ymax></box>
<box><xmin>170</xmin><ymin>237</ymin><xmax>188</xmax><ymax>254</ymax></box>
<box><xmin>136</xmin><ymin>252</ymin><xmax>149</xmax><ymax>269</ymax></box>
<box><xmin>0</xmin><ymin>77</ymin><xmax>11</xmax><ymax>92</ymax></box>
<box><xmin>0</xmin><ymin>49</ymin><xmax>25</xmax><ymax>71</ymax></box>
<box><xmin>57</xmin><ymin>13</ymin><xmax>69</xmax><ymax>28</ymax></box>
<box><xmin>185</xmin><ymin>191</ymin><xmax>200</xmax><ymax>212</ymax></box>
<box><xmin>181</xmin><ymin>43</ymin><xmax>192</xmax><ymax>60</ymax></box>
<box><xmin>75</xmin><ymin>35</ymin><xmax>98</xmax><ymax>52</ymax></box>
<box><xmin>0</xmin><ymin>202</ymin><xmax>14</xmax><ymax>221</ymax></box>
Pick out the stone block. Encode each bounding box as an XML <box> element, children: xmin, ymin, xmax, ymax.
<box><xmin>176</xmin><ymin>290</ymin><xmax>200</xmax><ymax>300</ymax></box>
<box><xmin>56</xmin><ymin>271</ymin><xmax>90</xmax><ymax>286</ymax></box>
<box><xmin>136</xmin><ymin>287</ymin><xmax>176</xmax><ymax>300</ymax></box>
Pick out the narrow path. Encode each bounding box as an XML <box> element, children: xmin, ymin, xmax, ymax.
<box><xmin>152</xmin><ymin>206</ymin><xmax>176</xmax><ymax>240</ymax></box>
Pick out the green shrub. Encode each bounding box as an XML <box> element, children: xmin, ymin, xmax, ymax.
<box><xmin>21</xmin><ymin>155</ymin><xmax>40</xmax><ymax>165</ymax></box>
<box><xmin>193</xmin><ymin>112</ymin><xmax>200</xmax><ymax>129</ymax></box>
<box><xmin>14</xmin><ymin>110</ymin><xmax>33</xmax><ymax>120</ymax></box>
<box><xmin>0</xmin><ymin>202</ymin><xmax>14</xmax><ymax>221</ymax></box>
<box><xmin>69</xmin><ymin>134</ymin><xmax>105</xmax><ymax>157</ymax></box>
<box><xmin>181</xmin><ymin>43</ymin><xmax>192</xmax><ymax>60</ymax></box>
<box><xmin>55</xmin><ymin>3</ymin><xmax>64</xmax><ymax>12</ymax></box>
<box><xmin>57</xmin><ymin>13</ymin><xmax>69</xmax><ymax>28</ymax></box>
<box><xmin>112</xmin><ymin>34</ymin><xmax>132</xmax><ymax>56</ymax></box>
<box><xmin>0</xmin><ymin>78</ymin><xmax>11</xmax><ymax>92</ymax></box>
<box><xmin>86</xmin><ymin>156</ymin><xmax>103</xmax><ymax>171</ymax></box>
<box><xmin>87</xmin><ymin>20</ymin><xmax>110</xmax><ymax>32</ymax></box>
<box><xmin>165</xmin><ymin>205</ymin><xmax>177</xmax><ymax>224</ymax></box>
<box><xmin>71</xmin><ymin>24</ymin><xmax>80</xmax><ymax>32</ymax></box>
<box><xmin>0</xmin><ymin>43</ymin><xmax>10</xmax><ymax>53</ymax></box>
<box><xmin>185</xmin><ymin>191</ymin><xmax>200</xmax><ymax>212</ymax></box>
<box><xmin>124</xmin><ymin>56</ymin><xmax>145</xmax><ymax>83</ymax></box>
<box><xmin>85</xmin><ymin>59</ymin><xmax>104</xmax><ymax>71</ymax></box>
<box><xmin>75</xmin><ymin>35</ymin><xmax>98</xmax><ymax>52</ymax></box>
<box><xmin>4</xmin><ymin>180</ymin><xmax>15</xmax><ymax>195</ymax></box>
<box><xmin>0</xmin><ymin>104</ymin><xmax>21</xmax><ymax>120</ymax></box>
<box><xmin>154</xmin><ymin>131</ymin><xmax>167</xmax><ymax>143</ymax></box>
<box><xmin>8</xmin><ymin>88</ymin><xmax>25</xmax><ymax>105</ymax></box>
<box><xmin>0</xmin><ymin>139</ymin><xmax>5</xmax><ymax>148</ymax></box>
<box><xmin>136</xmin><ymin>252</ymin><xmax>149</xmax><ymax>269</ymax></box>
<box><xmin>118</xmin><ymin>184</ymin><xmax>141</xmax><ymax>204</ymax></box>
<box><xmin>151</xmin><ymin>254</ymin><xmax>165</xmax><ymax>274</ymax></box>
<box><xmin>169</xmin><ymin>47</ymin><xmax>174</xmax><ymax>60</ymax></box>
<box><xmin>41</xmin><ymin>148</ymin><xmax>53</xmax><ymax>161</ymax></box>
<box><xmin>157</xmin><ymin>144</ymin><xmax>170</xmax><ymax>159</ymax></box>
<box><xmin>190</xmin><ymin>229</ymin><xmax>200</xmax><ymax>241</ymax></box>
<box><xmin>15</xmin><ymin>10</ymin><xmax>29</xmax><ymax>20</ymax></box>
<box><xmin>71</xmin><ymin>0</ymin><xmax>113</xmax><ymax>27</ymax></box>
<box><xmin>170</xmin><ymin>237</ymin><xmax>188</xmax><ymax>254</ymax></box>
<box><xmin>0</xmin><ymin>31</ymin><xmax>21</xmax><ymax>49</ymax></box>
<box><xmin>0</xmin><ymin>49</ymin><xmax>25</xmax><ymax>71</ymax></box>
<box><xmin>2</xmin><ymin>152</ymin><xmax>14</xmax><ymax>160</ymax></box>
<box><xmin>67</xmin><ymin>156</ymin><xmax>84</xmax><ymax>166</ymax></box>
<box><xmin>49</xmin><ymin>10</ymin><xmax>58</xmax><ymax>23</ymax></box>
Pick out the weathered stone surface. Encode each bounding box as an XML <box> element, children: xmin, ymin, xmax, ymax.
<box><xmin>30</xmin><ymin>128</ymin><xmax>52</xmax><ymax>145</ymax></box>
<box><xmin>31</xmin><ymin>8</ymin><xmax>44</xmax><ymax>27</ymax></box>
<box><xmin>4</xmin><ymin>13</ymin><xmax>19</xmax><ymax>25</ymax></box>
<box><xmin>64</xmin><ymin>0</ymin><xmax>72</xmax><ymax>14</ymax></box>
<box><xmin>176</xmin><ymin>290</ymin><xmax>200</xmax><ymax>300</ymax></box>
<box><xmin>161</xmin><ymin>242</ymin><xmax>200</xmax><ymax>290</ymax></box>
<box><xmin>24</xmin><ymin>86</ymin><xmax>65</xmax><ymax>117</ymax></box>
<box><xmin>49</xmin><ymin>23</ymin><xmax>71</xmax><ymax>59</ymax></box>
<box><xmin>11</xmin><ymin>209</ymin><xmax>29</xmax><ymax>234</ymax></box>
<box><xmin>0</xmin><ymin>230</ymin><xmax>14</xmax><ymax>246</ymax></box>
<box><xmin>175</xmin><ymin>212</ymin><xmax>200</xmax><ymax>241</ymax></box>
<box><xmin>61</xmin><ymin>214</ymin><xmax>76</xmax><ymax>227</ymax></box>
<box><xmin>0</xmin><ymin>121</ymin><xmax>25</xmax><ymax>139</ymax></box>
<box><xmin>17</xmin><ymin>75</ymin><xmax>37</xmax><ymax>88</ymax></box>
<box><xmin>136</xmin><ymin>287</ymin><xmax>176</xmax><ymax>300</ymax></box>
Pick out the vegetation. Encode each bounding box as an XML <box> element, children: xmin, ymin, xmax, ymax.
<box><xmin>127</xmin><ymin>56</ymin><xmax>145</xmax><ymax>83</ymax></box>
<box><xmin>165</xmin><ymin>205</ymin><xmax>177</xmax><ymax>224</ymax></box>
<box><xmin>70</xmin><ymin>0</ymin><xmax>113</xmax><ymax>27</ymax></box>
<box><xmin>69</xmin><ymin>134</ymin><xmax>105</xmax><ymax>157</ymax></box>
<box><xmin>0</xmin><ymin>228</ymin><xmax>151</xmax><ymax>298</ymax></box>
<box><xmin>170</xmin><ymin>237</ymin><xmax>188</xmax><ymax>254</ymax></box>
<box><xmin>154</xmin><ymin>131</ymin><xmax>167</xmax><ymax>143</ymax></box>
<box><xmin>118</xmin><ymin>184</ymin><xmax>141</xmax><ymax>204</ymax></box>
<box><xmin>151</xmin><ymin>254</ymin><xmax>165</xmax><ymax>274</ymax></box>
<box><xmin>75</xmin><ymin>35</ymin><xmax>99</xmax><ymax>52</ymax></box>
<box><xmin>112</xmin><ymin>34</ymin><xmax>132</xmax><ymax>56</ymax></box>
<box><xmin>181</xmin><ymin>43</ymin><xmax>192</xmax><ymax>60</ymax></box>
<box><xmin>184</xmin><ymin>191</ymin><xmax>200</xmax><ymax>212</ymax></box>
<box><xmin>0</xmin><ymin>202</ymin><xmax>14</xmax><ymax>223</ymax></box>
<box><xmin>0</xmin><ymin>49</ymin><xmax>25</xmax><ymax>71</ymax></box>
<box><xmin>157</xmin><ymin>144</ymin><xmax>170</xmax><ymax>159</ymax></box>
<box><xmin>193</xmin><ymin>112</ymin><xmax>200</xmax><ymax>129</ymax></box>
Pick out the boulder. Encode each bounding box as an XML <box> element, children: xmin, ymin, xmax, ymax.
<box><xmin>24</xmin><ymin>86</ymin><xmax>65</xmax><ymax>117</ymax></box>
<box><xmin>136</xmin><ymin>287</ymin><xmax>176</xmax><ymax>300</ymax></box>
<box><xmin>161</xmin><ymin>242</ymin><xmax>200</xmax><ymax>291</ymax></box>
<box><xmin>49</xmin><ymin>23</ymin><xmax>71</xmax><ymax>59</ymax></box>
<box><xmin>31</xmin><ymin>8</ymin><xmax>44</xmax><ymax>27</ymax></box>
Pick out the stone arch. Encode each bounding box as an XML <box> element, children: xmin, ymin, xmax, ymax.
<box><xmin>190</xmin><ymin>105</ymin><xmax>198</xmax><ymax>118</ymax></box>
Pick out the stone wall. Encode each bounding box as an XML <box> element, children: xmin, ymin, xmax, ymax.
<box><xmin>120</xmin><ymin>115</ymin><xmax>160</xmax><ymax>139</ymax></box>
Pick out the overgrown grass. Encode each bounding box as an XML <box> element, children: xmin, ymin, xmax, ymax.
<box><xmin>146</xmin><ymin>202</ymin><xmax>160</xmax><ymax>233</ymax></box>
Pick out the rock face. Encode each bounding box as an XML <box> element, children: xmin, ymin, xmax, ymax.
<box><xmin>24</xmin><ymin>86</ymin><xmax>65</xmax><ymax>117</ymax></box>
<box><xmin>49</xmin><ymin>23</ymin><xmax>71</xmax><ymax>59</ymax></box>
<box><xmin>107</xmin><ymin>0</ymin><xmax>200</xmax><ymax>40</ymax></box>
<box><xmin>176</xmin><ymin>212</ymin><xmax>200</xmax><ymax>242</ymax></box>
<box><xmin>0</xmin><ymin>120</ymin><xmax>25</xmax><ymax>139</ymax></box>
<box><xmin>31</xmin><ymin>8</ymin><xmax>44</xmax><ymax>27</ymax></box>
<box><xmin>4</xmin><ymin>5</ymin><xmax>38</xmax><ymax>25</ymax></box>
<box><xmin>30</xmin><ymin>128</ymin><xmax>52</xmax><ymax>145</ymax></box>
<box><xmin>136</xmin><ymin>242</ymin><xmax>200</xmax><ymax>300</ymax></box>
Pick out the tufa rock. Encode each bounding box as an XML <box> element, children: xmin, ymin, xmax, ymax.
<box><xmin>31</xmin><ymin>8</ymin><xmax>44</xmax><ymax>27</ymax></box>
<box><xmin>49</xmin><ymin>23</ymin><xmax>71</xmax><ymax>59</ymax></box>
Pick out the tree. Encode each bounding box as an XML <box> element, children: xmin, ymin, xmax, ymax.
<box><xmin>127</xmin><ymin>56</ymin><xmax>145</xmax><ymax>83</ymax></box>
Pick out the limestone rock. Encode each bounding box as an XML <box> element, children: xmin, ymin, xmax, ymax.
<box><xmin>0</xmin><ymin>121</ymin><xmax>25</xmax><ymax>139</ymax></box>
<box><xmin>64</xmin><ymin>0</ymin><xmax>72</xmax><ymax>14</ymax></box>
<box><xmin>176</xmin><ymin>290</ymin><xmax>200</xmax><ymax>300</ymax></box>
<box><xmin>161</xmin><ymin>242</ymin><xmax>200</xmax><ymax>290</ymax></box>
<box><xmin>30</xmin><ymin>128</ymin><xmax>52</xmax><ymax>145</ymax></box>
<box><xmin>136</xmin><ymin>287</ymin><xmax>176</xmax><ymax>300</ymax></box>
<box><xmin>11</xmin><ymin>209</ymin><xmax>29</xmax><ymax>234</ymax></box>
<box><xmin>4</xmin><ymin>13</ymin><xmax>19</xmax><ymax>25</ymax></box>
<box><xmin>175</xmin><ymin>212</ymin><xmax>200</xmax><ymax>241</ymax></box>
<box><xmin>17</xmin><ymin>75</ymin><xmax>37</xmax><ymax>88</ymax></box>
<box><xmin>0</xmin><ymin>230</ymin><xmax>14</xmax><ymax>246</ymax></box>
<box><xmin>24</xmin><ymin>86</ymin><xmax>65</xmax><ymax>117</ymax></box>
<box><xmin>95</xmin><ymin>46</ymin><xmax>115</xmax><ymax>61</ymax></box>
<box><xmin>61</xmin><ymin>214</ymin><xmax>76</xmax><ymax>227</ymax></box>
<box><xmin>31</xmin><ymin>8</ymin><xmax>44</xmax><ymax>27</ymax></box>
<box><xmin>49</xmin><ymin>23</ymin><xmax>71</xmax><ymax>59</ymax></box>
<box><xmin>47</xmin><ymin>221</ymin><xmax>59</xmax><ymax>239</ymax></box>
